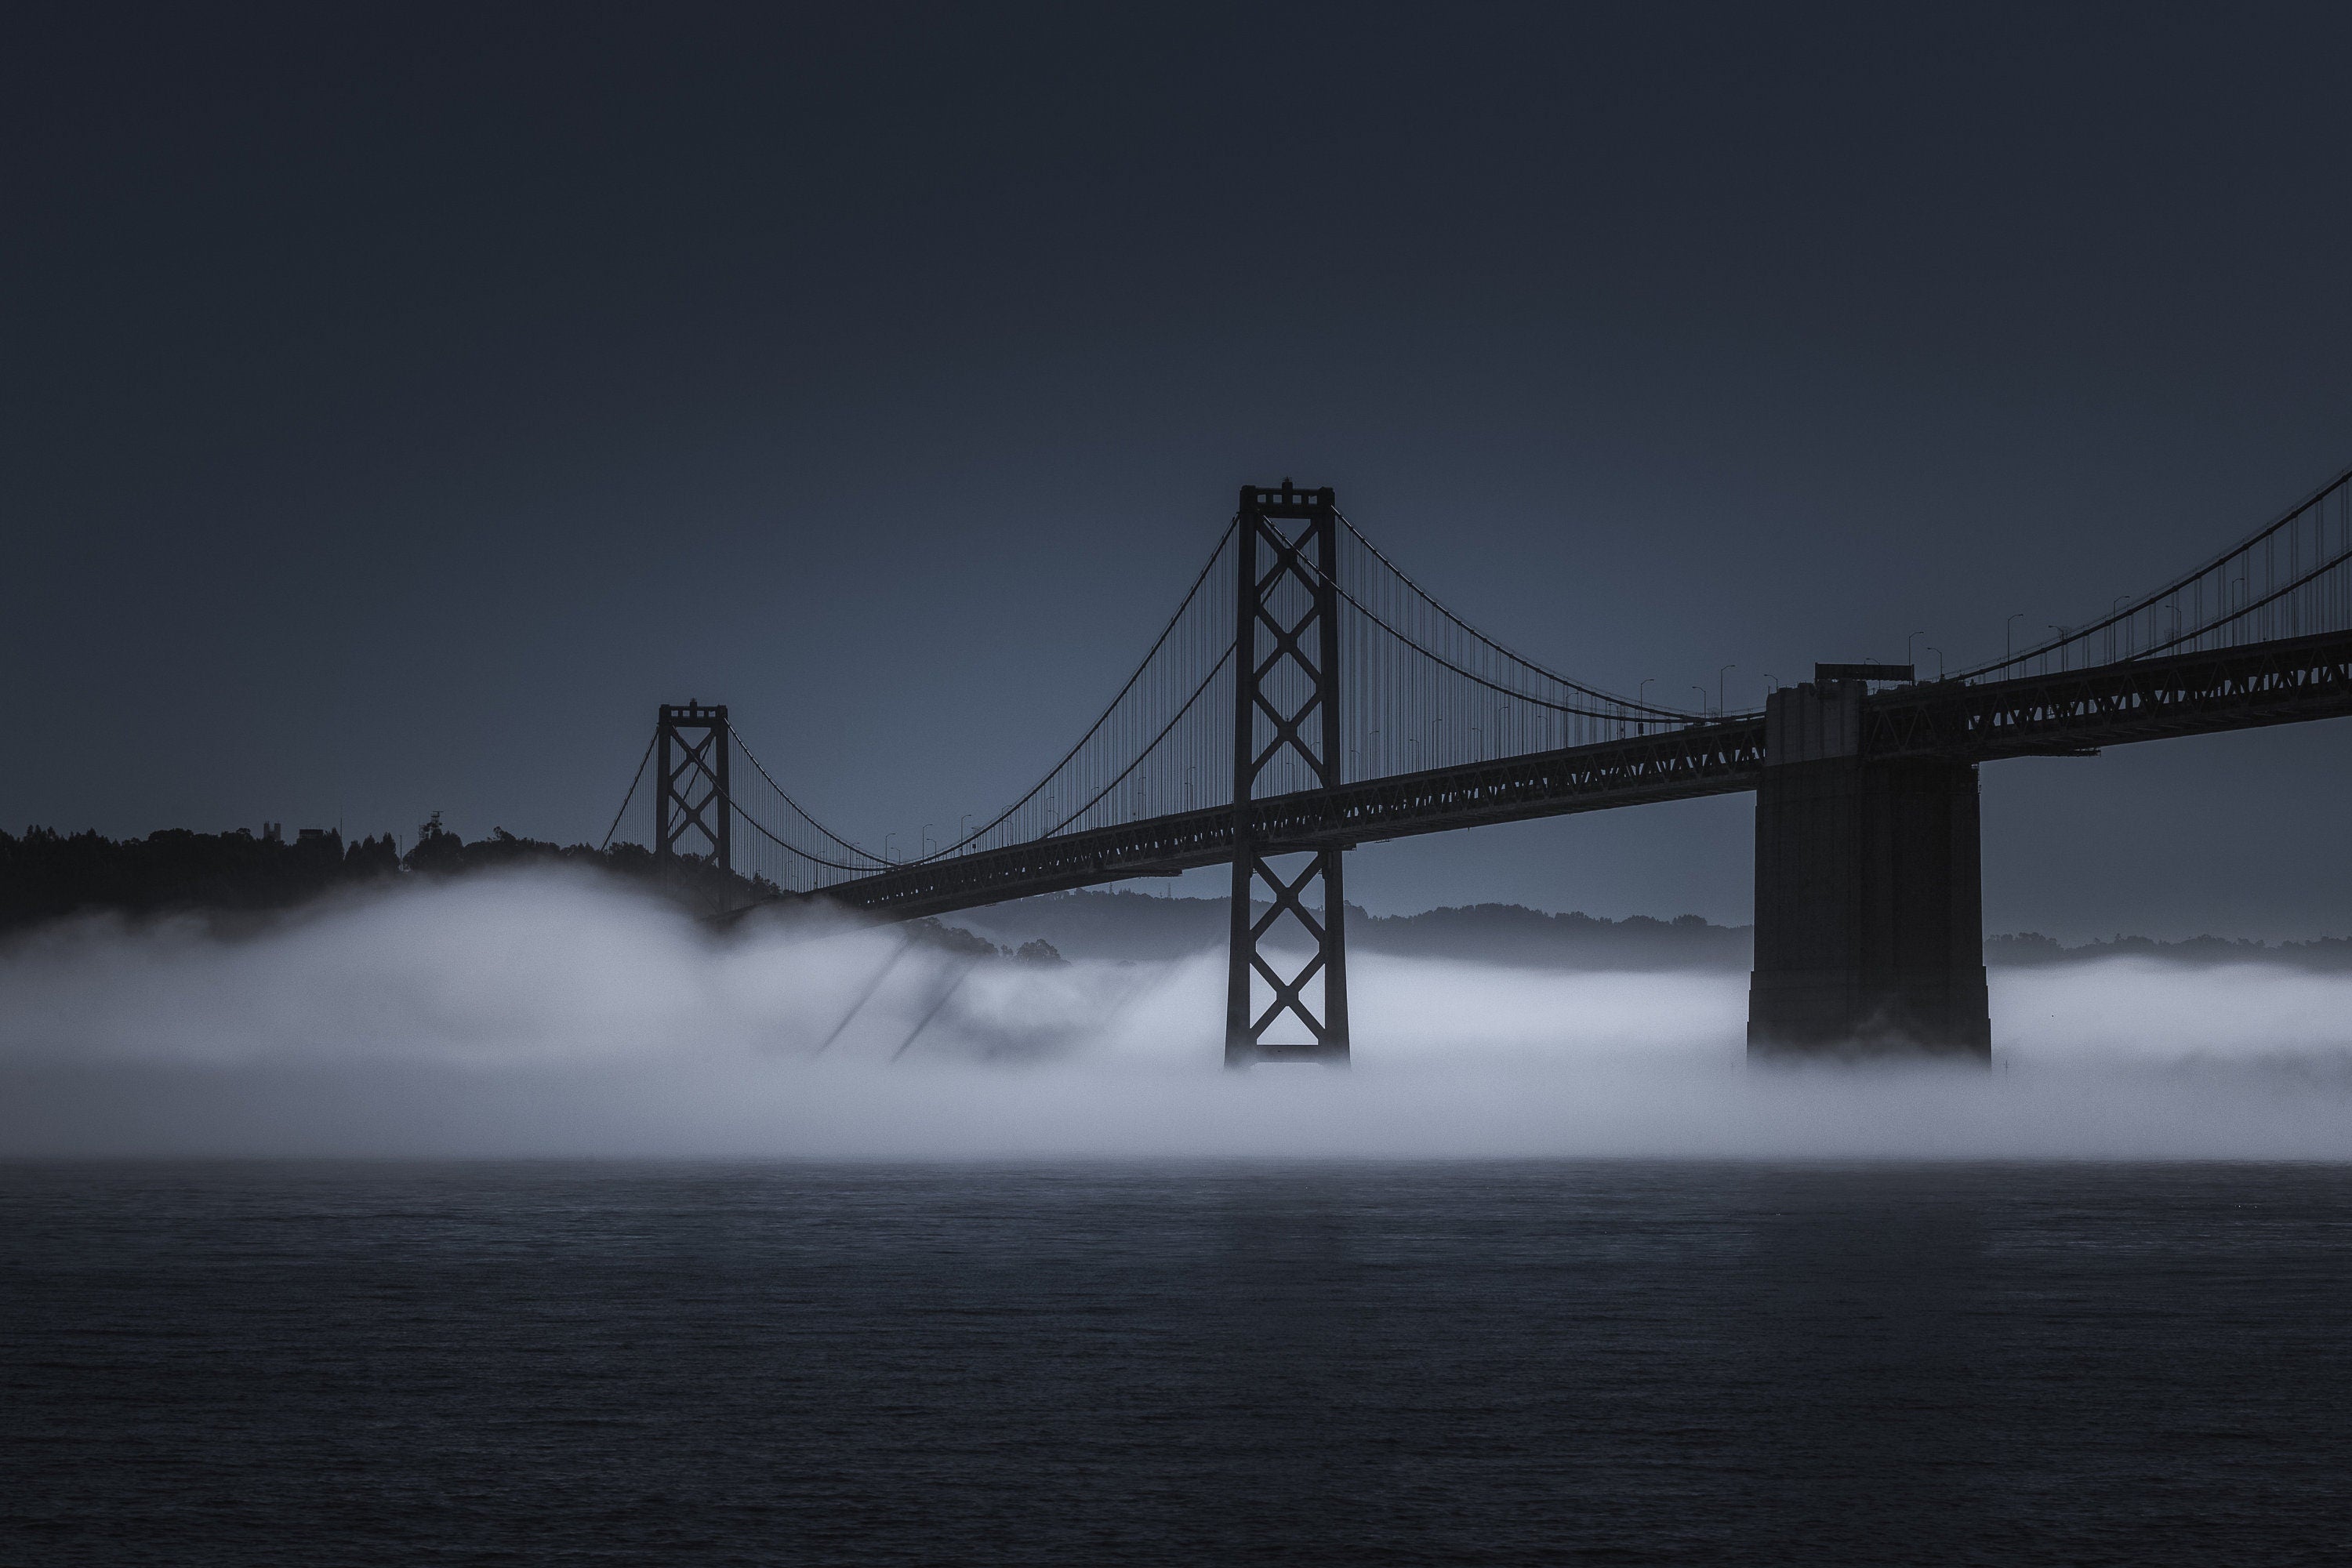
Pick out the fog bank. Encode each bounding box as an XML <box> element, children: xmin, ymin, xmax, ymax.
<box><xmin>2</xmin><ymin>870</ymin><xmax>2349</xmax><ymax>1160</ymax></box>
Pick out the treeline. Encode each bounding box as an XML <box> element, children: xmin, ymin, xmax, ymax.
<box><xmin>1985</xmin><ymin>931</ymin><xmax>2352</xmax><ymax>971</ymax></box>
<box><xmin>0</xmin><ymin>815</ymin><xmax>771</xmax><ymax>933</ymax></box>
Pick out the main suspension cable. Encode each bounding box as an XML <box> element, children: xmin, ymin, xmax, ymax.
<box><xmin>1033</xmin><ymin>644</ymin><xmax>1235</xmax><ymax>840</ymax></box>
<box><xmin>1337</xmin><ymin>512</ymin><xmax>1703</xmax><ymax>719</ymax></box>
<box><xmin>728</xmin><ymin>722</ymin><xmax>887</xmax><ymax>868</ymax></box>
<box><xmin>915</xmin><ymin>518</ymin><xmax>1240</xmax><ymax>862</ymax></box>
<box><xmin>1949</xmin><ymin>459</ymin><xmax>2352</xmax><ymax>682</ymax></box>
<box><xmin>599</xmin><ymin>731</ymin><xmax>656</xmax><ymax>851</ymax></box>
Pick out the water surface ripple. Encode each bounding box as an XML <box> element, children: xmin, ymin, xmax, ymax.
<box><xmin>3</xmin><ymin>1161</ymin><xmax>2347</xmax><ymax>1565</ymax></box>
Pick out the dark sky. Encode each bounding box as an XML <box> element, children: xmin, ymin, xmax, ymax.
<box><xmin>8</xmin><ymin>3</ymin><xmax>2352</xmax><ymax>938</ymax></box>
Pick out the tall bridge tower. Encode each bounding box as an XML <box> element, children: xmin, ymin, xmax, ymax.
<box><xmin>655</xmin><ymin>701</ymin><xmax>731</xmax><ymax>875</ymax></box>
<box><xmin>1748</xmin><ymin>668</ymin><xmax>1990</xmax><ymax>1060</ymax></box>
<box><xmin>1227</xmin><ymin>481</ymin><xmax>1351</xmax><ymax>1067</ymax></box>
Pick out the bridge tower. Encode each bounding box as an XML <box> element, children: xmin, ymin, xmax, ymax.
<box><xmin>1227</xmin><ymin>481</ymin><xmax>1351</xmax><ymax>1068</ymax></box>
<box><xmin>1748</xmin><ymin>670</ymin><xmax>1989</xmax><ymax>1061</ymax></box>
<box><xmin>655</xmin><ymin>701</ymin><xmax>731</xmax><ymax>874</ymax></box>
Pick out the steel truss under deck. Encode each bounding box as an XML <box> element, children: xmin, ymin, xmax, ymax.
<box><xmin>806</xmin><ymin>717</ymin><xmax>1769</xmax><ymax>923</ymax></box>
<box><xmin>1865</xmin><ymin>627</ymin><xmax>2352</xmax><ymax>760</ymax></box>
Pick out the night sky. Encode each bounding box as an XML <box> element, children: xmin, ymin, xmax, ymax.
<box><xmin>9</xmin><ymin>4</ymin><xmax>2352</xmax><ymax>939</ymax></box>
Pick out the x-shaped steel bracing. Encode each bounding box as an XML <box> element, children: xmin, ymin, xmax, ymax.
<box><xmin>656</xmin><ymin>705</ymin><xmax>731</xmax><ymax>874</ymax></box>
<box><xmin>1243</xmin><ymin>851</ymin><xmax>1337</xmax><ymax>1042</ymax></box>
<box><xmin>1227</xmin><ymin>485</ymin><xmax>1349</xmax><ymax>1067</ymax></box>
<box><xmin>662</xmin><ymin>731</ymin><xmax>724</xmax><ymax>855</ymax></box>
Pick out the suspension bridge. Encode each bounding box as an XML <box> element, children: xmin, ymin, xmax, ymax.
<box><xmin>610</xmin><ymin>469</ymin><xmax>2352</xmax><ymax>1065</ymax></box>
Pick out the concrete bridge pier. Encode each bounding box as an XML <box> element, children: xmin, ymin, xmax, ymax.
<box><xmin>1748</xmin><ymin>677</ymin><xmax>1991</xmax><ymax>1062</ymax></box>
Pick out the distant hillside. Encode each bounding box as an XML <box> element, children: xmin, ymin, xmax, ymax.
<box><xmin>952</xmin><ymin>889</ymin><xmax>1755</xmax><ymax>969</ymax></box>
<box><xmin>1984</xmin><ymin>931</ymin><xmax>2352</xmax><ymax>971</ymax></box>
<box><xmin>946</xmin><ymin>890</ymin><xmax>2352</xmax><ymax>972</ymax></box>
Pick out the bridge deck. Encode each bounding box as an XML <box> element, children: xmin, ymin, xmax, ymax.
<box><xmin>813</xmin><ymin>719</ymin><xmax>1767</xmax><ymax>920</ymax></box>
<box><xmin>800</xmin><ymin>625</ymin><xmax>2352</xmax><ymax>922</ymax></box>
<box><xmin>1865</xmin><ymin>626</ymin><xmax>2352</xmax><ymax>760</ymax></box>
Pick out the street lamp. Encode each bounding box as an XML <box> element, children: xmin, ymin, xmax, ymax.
<box><xmin>1718</xmin><ymin>664</ymin><xmax>1736</xmax><ymax>713</ymax></box>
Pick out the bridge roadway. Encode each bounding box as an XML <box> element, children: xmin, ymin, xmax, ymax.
<box><xmin>808</xmin><ymin>624</ymin><xmax>2352</xmax><ymax>924</ymax></box>
<box><xmin>813</xmin><ymin>717</ymin><xmax>1767</xmax><ymax>922</ymax></box>
<box><xmin>1867</xmin><ymin>625</ymin><xmax>2352</xmax><ymax>760</ymax></box>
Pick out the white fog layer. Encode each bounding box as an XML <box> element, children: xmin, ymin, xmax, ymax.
<box><xmin>2</xmin><ymin>869</ymin><xmax>2349</xmax><ymax>1160</ymax></box>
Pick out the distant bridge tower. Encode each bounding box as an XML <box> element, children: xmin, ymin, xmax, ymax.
<box><xmin>1227</xmin><ymin>481</ymin><xmax>1351</xmax><ymax>1068</ymax></box>
<box><xmin>655</xmin><ymin>701</ymin><xmax>731</xmax><ymax>875</ymax></box>
<box><xmin>1748</xmin><ymin>667</ymin><xmax>1989</xmax><ymax>1061</ymax></box>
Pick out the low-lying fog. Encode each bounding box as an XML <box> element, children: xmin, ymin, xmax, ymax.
<box><xmin>4</xmin><ymin>869</ymin><xmax>2349</xmax><ymax>1160</ymax></box>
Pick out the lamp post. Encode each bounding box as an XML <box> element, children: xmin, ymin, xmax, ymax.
<box><xmin>1718</xmin><ymin>665</ymin><xmax>1736</xmax><ymax>714</ymax></box>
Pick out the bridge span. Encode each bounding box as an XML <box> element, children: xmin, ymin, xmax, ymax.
<box><xmin>617</xmin><ymin>467</ymin><xmax>2352</xmax><ymax>1065</ymax></box>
